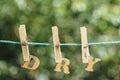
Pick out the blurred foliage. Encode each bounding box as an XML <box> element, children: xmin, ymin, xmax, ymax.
<box><xmin>0</xmin><ymin>0</ymin><xmax>120</xmax><ymax>80</ymax></box>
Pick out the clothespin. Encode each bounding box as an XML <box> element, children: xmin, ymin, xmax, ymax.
<box><xmin>19</xmin><ymin>25</ymin><xmax>40</xmax><ymax>70</ymax></box>
<box><xmin>19</xmin><ymin>25</ymin><xmax>30</xmax><ymax>61</ymax></box>
<box><xmin>80</xmin><ymin>27</ymin><xmax>101</xmax><ymax>72</ymax></box>
<box><xmin>80</xmin><ymin>27</ymin><xmax>90</xmax><ymax>63</ymax></box>
<box><xmin>52</xmin><ymin>26</ymin><xmax>70</xmax><ymax>74</ymax></box>
<box><xmin>52</xmin><ymin>26</ymin><xmax>62</xmax><ymax>63</ymax></box>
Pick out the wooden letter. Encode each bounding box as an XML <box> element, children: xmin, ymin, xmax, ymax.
<box><xmin>22</xmin><ymin>55</ymin><xmax>40</xmax><ymax>70</ymax></box>
<box><xmin>85</xmin><ymin>56</ymin><xmax>101</xmax><ymax>72</ymax></box>
<box><xmin>54</xmin><ymin>58</ymin><xmax>70</xmax><ymax>74</ymax></box>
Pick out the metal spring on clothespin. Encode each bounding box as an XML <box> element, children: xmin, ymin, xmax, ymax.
<box><xmin>19</xmin><ymin>25</ymin><xmax>40</xmax><ymax>70</ymax></box>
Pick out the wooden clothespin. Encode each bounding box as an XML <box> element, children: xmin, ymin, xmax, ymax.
<box><xmin>19</xmin><ymin>25</ymin><xmax>30</xmax><ymax>61</ymax></box>
<box><xmin>80</xmin><ymin>27</ymin><xmax>101</xmax><ymax>72</ymax></box>
<box><xmin>52</xmin><ymin>26</ymin><xmax>70</xmax><ymax>74</ymax></box>
<box><xmin>19</xmin><ymin>25</ymin><xmax>40</xmax><ymax>70</ymax></box>
<box><xmin>52</xmin><ymin>26</ymin><xmax>62</xmax><ymax>63</ymax></box>
<box><xmin>80</xmin><ymin>27</ymin><xmax>90</xmax><ymax>63</ymax></box>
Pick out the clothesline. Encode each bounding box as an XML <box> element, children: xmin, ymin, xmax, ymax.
<box><xmin>0</xmin><ymin>40</ymin><xmax>120</xmax><ymax>46</ymax></box>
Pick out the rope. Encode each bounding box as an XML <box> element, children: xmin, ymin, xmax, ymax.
<box><xmin>0</xmin><ymin>40</ymin><xmax>120</xmax><ymax>46</ymax></box>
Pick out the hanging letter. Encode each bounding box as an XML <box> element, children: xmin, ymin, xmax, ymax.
<box><xmin>54</xmin><ymin>58</ymin><xmax>70</xmax><ymax>74</ymax></box>
<box><xmin>22</xmin><ymin>55</ymin><xmax>40</xmax><ymax>70</ymax></box>
<box><xmin>85</xmin><ymin>56</ymin><xmax>101</xmax><ymax>72</ymax></box>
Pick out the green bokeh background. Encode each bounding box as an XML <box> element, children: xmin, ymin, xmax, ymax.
<box><xmin>0</xmin><ymin>0</ymin><xmax>120</xmax><ymax>80</ymax></box>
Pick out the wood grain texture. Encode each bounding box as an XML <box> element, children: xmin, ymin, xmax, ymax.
<box><xmin>52</xmin><ymin>26</ymin><xmax>62</xmax><ymax>63</ymax></box>
<box><xmin>80</xmin><ymin>27</ymin><xmax>90</xmax><ymax>63</ymax></box>
<box><xmin>19</xmin><ymin>25</ymin><xmax>30</xmax><ymax>61</ymax></box>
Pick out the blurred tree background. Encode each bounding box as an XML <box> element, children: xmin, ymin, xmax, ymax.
<box><xmin>0</xmin><ymin>0</ymin><xmax>120</xmax><ymax>80</ymax></box>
